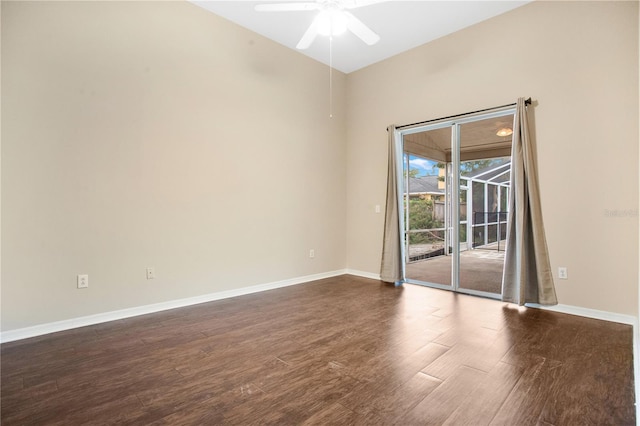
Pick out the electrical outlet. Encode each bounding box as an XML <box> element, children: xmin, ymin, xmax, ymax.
<box><xmin>375</xmin><ymin>205</ymin><xmax>381</xmax><ymax>214</ymax></box>
<box><xmin>146</xmin><ymin>267</ymin><xmax>155</xmax><ymax>280</ymax></box>
<box><xmin>558</xmin><ymin>267</ymin><xmax>568</xmax><ymax>280</ymax></box>
<box><xmin>77</xmin><ymin>274</ymin><xmax>89</xmax><ymax>289</ymax></box>
<box><xmin>309</xmin><ymin>249</ymin><xmax>315</xmax><ymax>259</ymax></box>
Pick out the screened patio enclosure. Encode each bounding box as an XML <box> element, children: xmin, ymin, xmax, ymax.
<box><xmin>404</xmin><ymin>157</ymin><xmax>510</xmax><ymax>262</ymax></box>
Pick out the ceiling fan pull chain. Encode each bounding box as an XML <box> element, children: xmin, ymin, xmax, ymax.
<box><xmin>329</xmin><ymin>35</ymin><xmax>333</xmax><ymax>118</ymax></box>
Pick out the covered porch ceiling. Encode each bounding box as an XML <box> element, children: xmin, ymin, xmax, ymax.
<box><xmin>404</xmin><ymin>114</ymin><xmax>515</xmax><ymax>162</ymax></box>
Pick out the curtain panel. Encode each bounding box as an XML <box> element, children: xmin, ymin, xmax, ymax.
<box><xmin>502</xmin><ymin>98</ymin><xmax>558</xmax><ymax>305</ymax></box>
<box><xmin>380</xmin><ymin>125</ymin><xmax>403</xmax><ymax>284</ymax></box>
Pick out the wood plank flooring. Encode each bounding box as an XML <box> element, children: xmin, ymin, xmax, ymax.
<box><xmin>1</xmin><ymin>275</ymin><xmax>635</xmax><ymax>425</ymax></box>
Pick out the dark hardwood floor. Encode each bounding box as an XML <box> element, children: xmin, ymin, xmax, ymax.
<box><xmin>1</xmin><ymin>275</ymin><xmax>635</xmax><ymax>425</ymax></box>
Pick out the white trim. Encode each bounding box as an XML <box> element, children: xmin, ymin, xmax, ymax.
<box><xmin>345</xmin><ymin>269</ymin><xmax>381</xmax><ymax>281</ymax></box>
<box><xmin>0</xmin><ymin>269</ymin><xmax>347</xmax><ymax>343</ymax></box>
<box><xmin>635</xmin><ymin>322</ymin><xmax>639</xmax><ymax>426</ymax></box>
<box><xmin>525</xmin><ymin>302</ymin><xmax>637</xmax><ymax>326</ymax></box>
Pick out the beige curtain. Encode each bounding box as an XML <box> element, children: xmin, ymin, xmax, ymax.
<box><xmin>380</xmin><ymin>125</ymin><xmax>402</xmax><ymax>284</ymax></box>
<box><xmin>502</xmin><ymin>98</ymin><xmax>557</xmax><ymax>305</ymax></box>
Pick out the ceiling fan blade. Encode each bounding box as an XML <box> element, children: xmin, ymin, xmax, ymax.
<box><xmin>255</xmin><ymin>3</ymin><xmax>321</xmax><ymax>12</ymax></box>
<box><xmin>342</xmin><ymin>0</ymin><xmax>387</xmax><ymax>9</ymax></box>
<box><xmin>296</xmin><ymin>21</ymin><xmax>319</xmax><ymax>49</ymax></box>
<box><xmin>344</xmin><ymin>11</ymin><xmax>380</xmax><ymax>45</ymax></box>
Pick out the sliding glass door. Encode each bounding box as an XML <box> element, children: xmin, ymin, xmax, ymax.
<box><xmin>403</xmin><ymin>126</ymin><xmax>452</xmax><ymax>289</ymax></box>
<box><xmin>399</xmin><ymin>108</ymin><xmax>515</xmax><ymax>298</ymax></box>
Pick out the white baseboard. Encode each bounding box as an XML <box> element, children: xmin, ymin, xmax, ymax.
<box><xmin>345</xmin><ymin>269</ymin><xmax>381</xmax><ymax>281</ymax></box>
<box><xmin>3</xmin><ymin>271</ymin><xmax>636</xmax><ymax>347</ymax></box>
<box><xmin>0</xmin><ymin>269</ymin><xmax>348</xmax><ymax>343</ymax></box>
<box><xmin>525</xmin><ymin>302</ymin><xmax>638</xmax><ymax>326</ymax></box>
<box><xmin>347</xmin><ymin>273</ymin><xmax>638</xmax><ymax>325</ymax></box>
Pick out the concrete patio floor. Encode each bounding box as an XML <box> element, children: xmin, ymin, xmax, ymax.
<box><xmin>405</xmin><ymin>248</ymin><xmax>505</xmax><ymax>294</ymax></box>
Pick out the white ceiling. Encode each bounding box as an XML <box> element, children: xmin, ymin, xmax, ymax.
<box><xmin>192</xmin><ymin>1</ymin><xmax>531</xmax><ymax>74</ymax></box>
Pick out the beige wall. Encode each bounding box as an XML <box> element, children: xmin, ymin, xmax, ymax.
<box><xmin>346</xmin><ymin>1</ymin><xmax>639</xmax><ymax>315</ymax></box>
<box><xmin>2</xmin><ymin>0</ymin><xmax>638</xmax><ymax>333</ymax></box>
<box><xmin>1</xmin><ymin>1</ymin><xmax>347</xmax><ymax>331</ymax></box>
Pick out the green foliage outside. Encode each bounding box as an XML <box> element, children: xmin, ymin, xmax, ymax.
<box><xmin>408</xmin><ymin>198</ymin><xmax>469</xmax><ymax>246</ymax></box>
<box><xmin>407</xmin><ymin>197</ymin><xmax>443</xmax><ymax>244</ymax></box>
<box><xmin>407</xmin><ymin>158</ymin><xmax>507</xmax><ymax>247</ymax></box>
<box><xmin>406</xmin><ymin>168</ymin><xmax>421</xmax><ymax>178</ymax></box>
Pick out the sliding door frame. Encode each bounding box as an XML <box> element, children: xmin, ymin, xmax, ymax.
<box><xmin>396</xmin><ymin>106</ymin><xmax>516</xmax><ymax>298</ymax></box>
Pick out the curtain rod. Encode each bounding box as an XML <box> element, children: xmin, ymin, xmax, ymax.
<box><xmin>394</xmin><ymin>97</ymin><xmax>531</xmax><ymax>131</ymax></box>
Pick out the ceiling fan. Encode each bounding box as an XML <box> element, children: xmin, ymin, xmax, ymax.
<box><xmin>255</xmin><ymin>0</ymin><xmax>383</xmax><ymax>49</ymax></box>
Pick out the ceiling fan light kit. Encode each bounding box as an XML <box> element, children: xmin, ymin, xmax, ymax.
<box><xmin>255</xmin><ymin>0</ymin><xmax>382</xmax><ymax>49</ymax></box>
<box><xmin>316</xmin><ymin>9</ymin><xmax>348</xmax><ymax>36</ymax></box>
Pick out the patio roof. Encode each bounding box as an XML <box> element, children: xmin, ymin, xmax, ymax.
<box><xmin>408</xmin><ymin>158</ymin><xmax>511</xmax><ymax>195</ymax></box>
<box><xmin>408</xmin><ymin>175</ymin><xmax>443</xmax><ymax>195</ymax></box>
